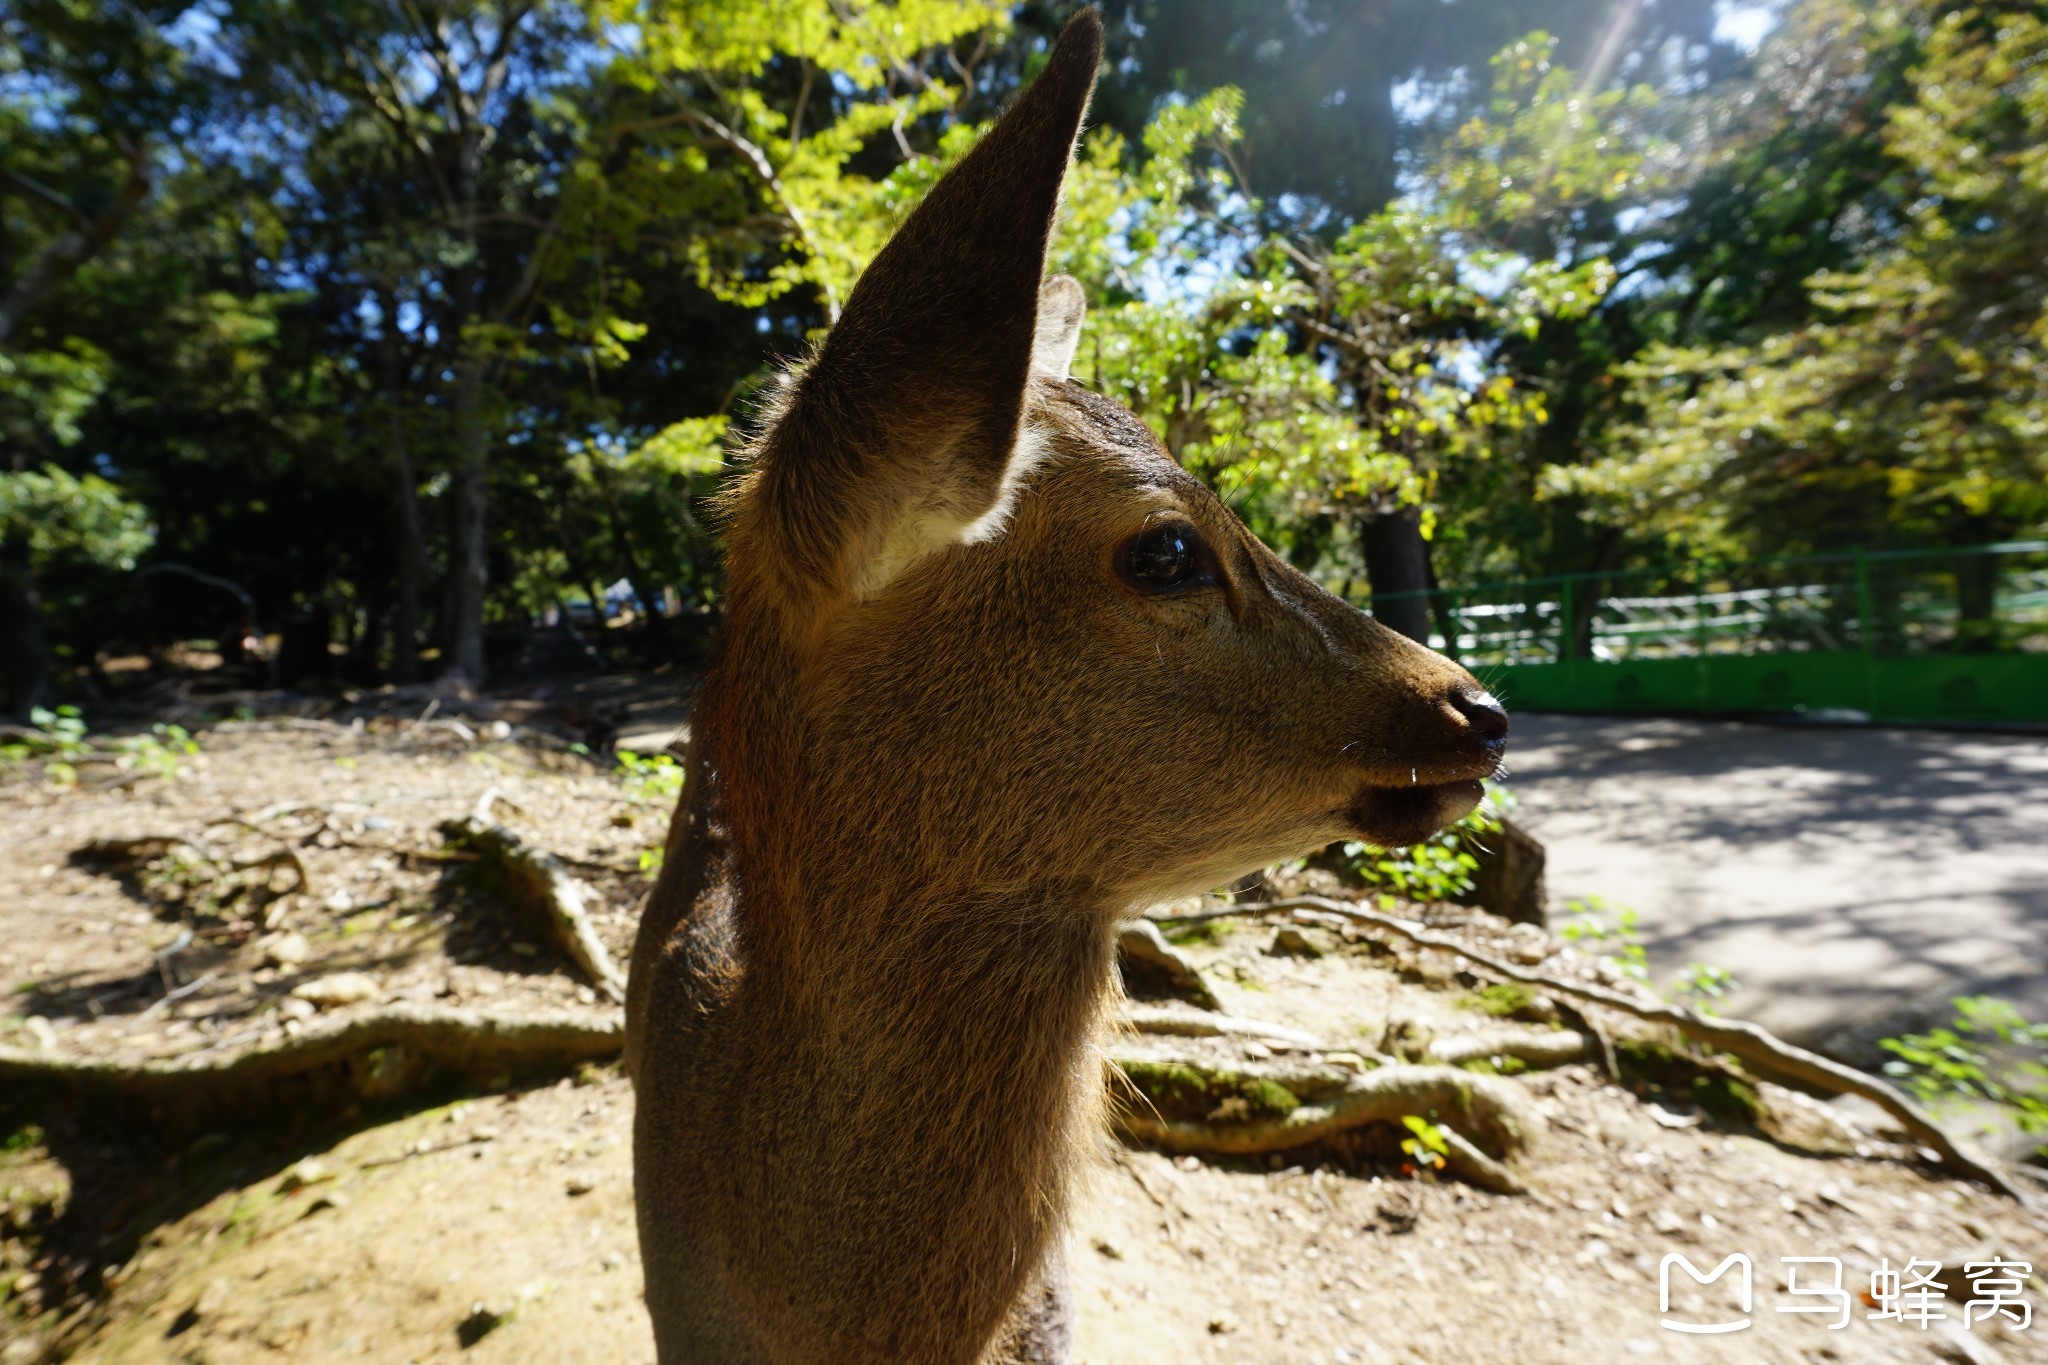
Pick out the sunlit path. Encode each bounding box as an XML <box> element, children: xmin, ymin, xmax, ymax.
<box><xmin>1510</xmin><ymin>713</ymin><xmax>2048</xmax><ymax>1048</ymax></box>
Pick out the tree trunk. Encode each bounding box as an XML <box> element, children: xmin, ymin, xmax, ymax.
<box><xmin>588</xmin><ymin>459</ymin><xmax>662</xmax><ymax>633</ymax></box>
<box><xmin>445</xmin><ymin>353</ymin><xmax>489</xmax><ymax>683</ymax></box>
<box><xmin>379</xmin><ymin>295</ymin><xmax>428</xmax><ymax>684</ymax></box>
<box><xmin>1954</xmin><ymin>550</ymin><xmax>1999</xmax><ymax>654</ymax></box>
<box><xmin>1361</xmin><ymin>506</ymin><xmax>1434</xmax><ymax>645</ymax></box>
<box><xmin>0</xmin><ymin>539</ymin><xmax>50</xmax><ymax>718</ymax></box>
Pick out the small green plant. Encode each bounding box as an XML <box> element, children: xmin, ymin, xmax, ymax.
<box><xmin>1462</xmin><ymin>981</ymin><xmax>1537</xmax><ymax>1018</ymax></box>
<box><xmin>2</xmin><ymin>708</ymin><xmax>201</xmax><ymax>785</ymax></box>
<box><xmin>1560</xmin><ymin>899</ymin><xmax>1743</xmax><ymax>1015</ymax></box>
<box><xmin>1557</xmin><ymin>895</ymin><xmax>1650</xmax><ymax>983</ymax></box>
<box><xmin>1880</xmin><ymin>996</ymin><xmax>2048</xmax><ymax>1154</ymax></box>
<box><xmin>1340</xmin><ymin>781</ymin><xmax>1514</xmax><ymax>906</ymax></box>
<box><xmin>1164</xmin><ymin>918</ymin><xmax>1233</xmax><ymax>949</ymax></box>
<box><xmin>1674</xmin><ymin>963</ymin><xmax>1740</xmax><ymax>1016</ymax></box>
<box><xmin>615</xmin><ymin>749</ymin><xmax>684</xmax><ymax>804</ymax></box>
<box><xmin>1399</xmin><ymin>1114</ymin><xmax>1448</xmax><ymax>1171</ymax></box>
<box><xmin>21</xmin><ymin>705</ymin><xmax>88</xmax><ymax>756</ymax></box>
<box><xmin>114</xmin><ymin>723</ymin><xmax>200</xmax><ymax>779</ymax></box>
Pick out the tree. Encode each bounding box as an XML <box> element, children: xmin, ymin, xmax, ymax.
<box><xmin>220</xmin><ymin>0</ymin><xmax>598</xmax><ymax>682</ymax></box>
<box><xmin>1566</xmin><ymin>5</ymin><xmax>2048</xmax><ymax>561</ymax></box>
<box><xmin>0</xmin><ymin>466</ymin><xmax>151</xmax><ymax>713</ymax></box>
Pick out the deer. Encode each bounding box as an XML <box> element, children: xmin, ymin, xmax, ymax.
<box><xmin>626</xmin><ymin>10</ymin><xmax>1508</xmax><ymax>1362</ymax></box>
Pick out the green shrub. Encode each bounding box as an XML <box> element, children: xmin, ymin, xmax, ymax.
<box><xmin>1881</xmin><ymin>996</ymin><xmax>2048</xmax><ymax>1155</ymax></box>
<box><xmin>1337</xmin><ymin>781</ymin><xmax>1514</xmax><ymax>905</ymax></box>
<box><xmin>615</xmin><ymin>749</ymin><xmax>684</xmax><ymax>804</ymax></box>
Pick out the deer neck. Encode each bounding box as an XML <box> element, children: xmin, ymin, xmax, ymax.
<box><xmin>695</xmin><ymin>637</ymin><xmax>1122</xmax><ymax>1352</ymax></box>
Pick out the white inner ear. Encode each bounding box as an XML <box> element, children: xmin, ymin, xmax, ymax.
<box><xmin>1032</xmin><ymin>275</ymin><xmax>1086</xmax><ymax>380</ymax></box>
<box><xmin>847</xmin><ymin>280</ymin><xmax>1079</xmax><ymax>601</ymax></box>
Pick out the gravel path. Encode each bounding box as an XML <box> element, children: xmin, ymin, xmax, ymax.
<box><xmin>1508</xmin><ymin>713</ymin><xmax>2048</xmax><ymax>1048</ymax></box>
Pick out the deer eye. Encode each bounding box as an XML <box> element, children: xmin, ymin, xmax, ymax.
<box><xmin>1118</xmin><ymin>521</ymin><xmax>1214</xmax><ymax>593</ymax></box>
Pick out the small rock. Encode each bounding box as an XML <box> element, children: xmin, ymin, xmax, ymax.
<box><xmin>1242</xmin><ymin>1041</ymin><xmax>1273</xmax><ymax>1060</ymax></box>
<box><xmin>485</xmin><ymin>720</ymin><xmax>513</xmax><ymax>741</ymax></box>
<box><xmin>1268</xmin><ymin>925</ymin><xmax>1325</xmax><ymax>958</ymax></box>
<box><xmin>263</xmin><ymin>932</ymin><xmax>311</xmax><ymax>968</ymax></box>
<box><xmin>278</xmin><ymin>1158</ymin><xmax>331</xmax><ymax>1192</ymax></box>
<box><xmin>1322</xmin><ymin>1050</ymin><xmax>1370</xmax><ymax>1072</ymax></box>
<box><xmin>1649</xmin><ymin>1208</ymin><xmax>1687</xmax><ymax>1236</ymax></box>
<box><xmin>278</xmin><ymin>996</ymin><xmax>318</xmax><ymax>1021</ymax></box>
<box><xmin>291</xmin><ymin>972</ymin><xmax>378</xmax><ymax>1008</ymax></box>
<box><xmin>189</xmin><ymin>1276</ymin><xmax>231</xmax><ymax>1320</ymax></box>
<box><xmin>23</xmin><ymin>1016</ymin><xmax>57</xmax><ymax>1052</ymax></box>
<box><xmin>322</xmin><ymin>887</ymin><xmax>354</xmax><ymax>912</ymax></box>
<box><xmin>1206</xmin><ymin>1313</ymin><xmax>1236</xmax><ymax>1335</ymax></box>
<box><xmin>1115</xmin><ymin>920</ymin><xmax>1222</xmax><ymax>1010</ymax></box>
<box><xmin>1646</xmin><ymin>1101</ymin><xmax>1703</xmax><ymax>1129</ymax></box>
<box><xmin>457</xmin><ymin>1301</ymin><xmax>513</xmax><ymax>1347</ymax></box>
<box><xmin>1375</xmin><ymin>1188</ymin><xmax>1421</xmax><ymax>1235</ymax></box>
<box><xmin>1090</xmin><ymin>1237</ymin><xmax>1123</xmax><ymax>1260</ymax></box>
<box><xmin>10</xmin><ymin>1271</ymin><xmax>40</xmax><ymax>1298</ymax></box>
<box><xmin>565</xmin><ymin>1174</ymin><xmax>600</xmax><ymax>1196</ymax></box>
<box><xmin>470</xmin><ymin>1127</ymin><xmax>500</xmax><ymax>1144</ymax></box>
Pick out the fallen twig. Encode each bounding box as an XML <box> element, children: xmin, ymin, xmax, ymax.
<box><xmin>1219</xmin><ymin>896</ymin><xmax>2027</xmax><ymax>1200</ymax></box>
<box><xmin>127</xmin><ymin>971</ymin><xmax>219</xmax><ymax>1031</ymax></box>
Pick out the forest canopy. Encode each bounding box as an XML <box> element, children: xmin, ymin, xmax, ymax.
<box><xmin>4</xmin><ymin>0</ymin><xmax>2044</xmax><ymax>707</ymax></box>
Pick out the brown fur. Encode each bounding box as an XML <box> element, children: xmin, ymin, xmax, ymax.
<box><xmin>627</xmin><ymin>12</ymin><xmax>1505</xmax><ymax>1361</ymax></box>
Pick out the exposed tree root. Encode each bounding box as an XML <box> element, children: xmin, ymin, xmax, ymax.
<box><xmin>1123</xmin><ymin>1005</ymin><xmax>1326</xmax><ymax>1049</ymax></box>
<box><xmin>1179</xmin><ymin>896</ymin><xmax>2029</xmax><ymax>1201</ymax></box>
<box><xmin>0</xmin><ymin>1005</ymin><xmax>622</xmax><ymax>1136</ymax></box>
<box><xmin>439</xmin><ymin>806</ymin><xmax>627</xmax><ymax>1003</ymax></box>
<box><xmin>1116</xmin><ymin>920</ymin><xmax>1222</xmax><ymax>1010</ymax></box>
<box><xmin>1110</xmin><ymin>1052</ymin><xmax>1540</xmax><ymax>1194</ymax></box>
<box><xmin>1426</xmin><ymin>1027</ymin><xmax>1591</xmax><ymax>1070</ymax></box>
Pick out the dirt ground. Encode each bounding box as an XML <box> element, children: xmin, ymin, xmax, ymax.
<box><xmin>3</xmin><ymin>712</ymin><xmax>2046</xmax><ymax>1363</ymax></box>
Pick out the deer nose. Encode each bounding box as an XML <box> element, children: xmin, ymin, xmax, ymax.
<box><xmin>1447</xmin><ymin>686</ymin><xmax>1509</xmax><ymax>746</ymax></box>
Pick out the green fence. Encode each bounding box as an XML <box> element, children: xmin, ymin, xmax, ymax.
<box><xmin>1374</xmin><ymin>542</ymin><xmax>2048</xmax><ymax>725</ymax></box>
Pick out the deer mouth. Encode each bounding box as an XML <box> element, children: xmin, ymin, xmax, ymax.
<box><xmin>1344</xmin><ymin>777</ymin><xmax>1487</xmax><ymax>850</ymax></box>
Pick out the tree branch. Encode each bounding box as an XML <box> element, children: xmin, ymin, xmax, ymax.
<box><xmin>0</xmin><ymin>138</ymin><xmax>151</xmax><ymax>346</ymax></box>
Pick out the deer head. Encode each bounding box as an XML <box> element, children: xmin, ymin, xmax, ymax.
<box><xmin>712</xmin><ymin>10</ymin><xmax>1506</xmax><ymax>925</ymax></box>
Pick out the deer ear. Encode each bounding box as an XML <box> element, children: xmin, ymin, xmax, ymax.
<box><xmin>1033</xmin><ymin>276</ymin><xmax>1086</xmax><ymax>380</ymax></box>
<box><xmin>752</xmin><ymin>10</ymin><xmax>1103</xmax><ymax>603</ymax></box>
